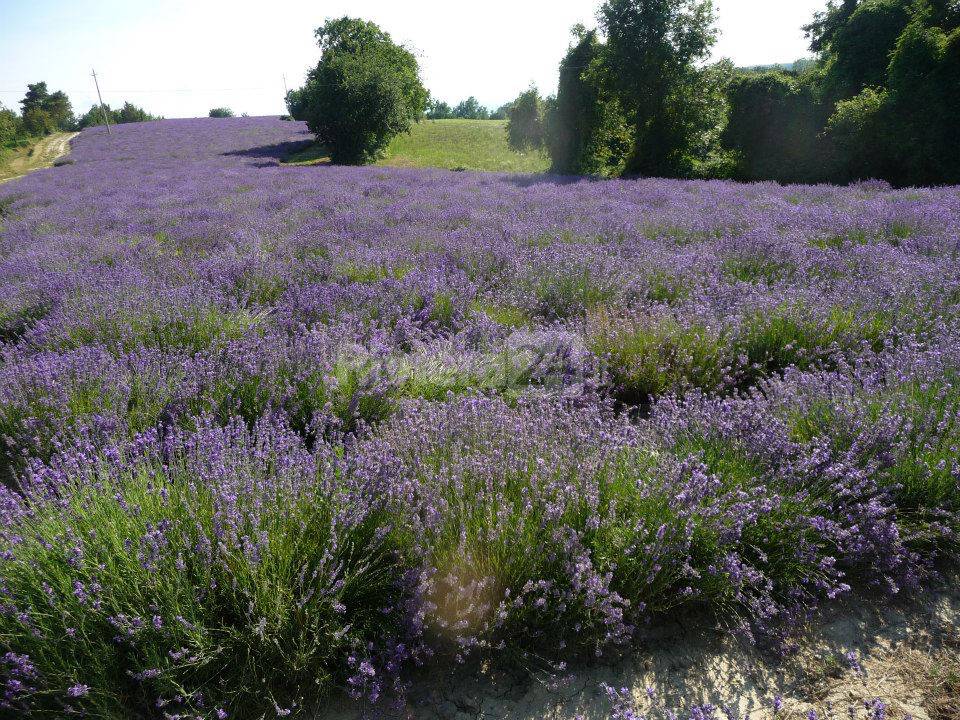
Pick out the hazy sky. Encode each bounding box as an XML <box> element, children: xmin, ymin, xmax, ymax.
<box><xmin>0</xmin><ymin>0</ymin><xmax>826</xmax><ymax>119</ymax></box>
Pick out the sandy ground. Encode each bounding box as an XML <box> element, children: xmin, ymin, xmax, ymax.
<box><xmin>314</xmin><ymin>583</ymin><xmax>960</xmax><ymax>720</ymax></box>
<box><xmin>0</xmin><ymin>131</ymin><xmax>79</xmax><ymax>183</ymax></box>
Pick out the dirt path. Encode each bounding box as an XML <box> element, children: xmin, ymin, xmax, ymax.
<box><xmin>0</xmin><ymin>131</ymin><xmax>80</xmax><ymax>184</ymax></box>
<box><xmin>314</xmin><ymin>585</ymin><xmax>960</xmax><ymax>720</ymax></box>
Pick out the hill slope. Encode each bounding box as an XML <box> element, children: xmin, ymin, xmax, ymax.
<box><xmin>285</xmin><ymin>118</ymin><xmax>550</xmax><ymax>173</ymax></box>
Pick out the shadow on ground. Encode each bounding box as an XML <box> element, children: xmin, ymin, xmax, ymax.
<box><xmin>222</xmin><ymin>139</ymin><xmax>316</xmax><ymax>165</ymax></box>
<box><xmin>501</xmin><ymin>172</ymin><xmax>602</xmax><ymax>188</ymax></box>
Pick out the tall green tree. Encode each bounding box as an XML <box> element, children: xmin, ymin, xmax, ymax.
<box><xmin>547</xmin><ymin>27</ymin><xmax>632</xmax><ymax>176</ymax></box>
<box><xmin>44</xmin><ymin>90</ymin><xmax>74</xmax><ymax>131</ymax></box>
<box><xmin>117</xmin><ymin>102</ymin><xmax>150</xmax><ymax>123</ymax></box>
<box><xmin>880</xmin><ymin>19</ymin><xmax>960</xmax><ymax>184</ymax></box>
<box><xmin>19</xmin><ymin>82</ymin><xmax>49</xmax><ymax>115</ymax></box>
<box><xmin>804</xmin><ymin>0</ymin><xmax>859</xmax><ymax>54</ymax></box>
<box><xmin>77</xmin><ymin>104</ymin><xmax>114</xmax><ymax>129</ymax></box>
<box><xmin>811</xmin><ymin>0</ymin><xmax>960</xmax><ymax>185</ymax></box>
<box><xmin>598</xmin><ymin>0</ymin><xmax>718</xmax><ymax>176</ymax></box>
<box><xmin>292</xmin><ymin>17</ymin><xmax>428</xmax><ymax>164</ymax></box>
<box><xmin>814</xmin><ymin>0</ymin><xmax>913</xmax><ymax>102</ymax></box>
<box><xmin>18</xmin><ymin>82</ymin><xmax>75</xmax><ymax>134</ymax></box>
<box><xmin>490</xmin><ymin>102</ymin><xmax>513</xmax><ymax>120</ymax></box>
<box><xmin>21</xmin><ymin>108</ymin><xmax>55</xmax><ymax>135</ymax></box>
<box><xmin>19</xmin><ymin>83</ymin><xmax>55</xmax><ymax>135</ymax></box>
<box><xmin>77</xmin><ymin>102</ymin><xmax>159</xmax><ymax>129</ymax></box>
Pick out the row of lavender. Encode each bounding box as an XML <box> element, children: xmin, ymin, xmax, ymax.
<box><xmin>1</xmin><ymin>117</ymin><xmax>958</xmax><ymax>718</ymax></box>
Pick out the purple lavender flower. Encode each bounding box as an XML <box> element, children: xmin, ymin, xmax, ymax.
<box><xmin>0</xmin><ymin>115</ymin><xmax>957</xmax><ymax>719</ymax></box>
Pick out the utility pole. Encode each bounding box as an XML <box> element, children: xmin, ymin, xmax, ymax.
<box><xmin>283</xmin><ymin>74</ymin><xmax>289</xmax><ymax>96</ymax></box>
<box><xmin>91</xmin><ymin>69</ymin><xmax>111</xmax><ymax>135</ymax></box>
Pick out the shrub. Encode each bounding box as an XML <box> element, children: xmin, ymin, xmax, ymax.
<box><xmin>0</xmin><ymin>104</ymin><xmax>25</xmax><ymax>149</ymax></box>
<box><xmin>825</xmin><ymin>86</ymin><xmax>893</xmax><ymax>181</ymax></box>
<box><xmin>506</xmin><ymin>87</ymin><xmax>546</xmax><ymax>152</ymax></box>
<box><xmin>734</xmin><ymin>304</ymin><xmax>891</xmax><ymax>385</ymax></box>
<box><xmin>53</xmin><ymin>303</ymin><xmax>266</xmax><ymax>355</ymax></box>
<box><xmin>587</xmin><ymin>310</ymin><xmax>728</xmax><ymax>401</ymax></box>
<box><xmin>0</xmin><ymin>419</ymin><xmax>410</xmax><ymax>718</ymax></box>
<box><xmin>208</xmin><ymin>107</ymin><xmax>235</xmax><ymax>118</ymax></box>
<box><xmin>531</xmin><ymin>267</ymin><xmax>618</xmax><ymax>319</ymax></box>
<box><xmin>721</xmin><ymin>71</ymin><xmax>830</xmax><ymax>183</ymax></box>
<box><xmin>290</xmin><ymin>17</ymin><xmax>428</xmax><ymax>165</ymax></box>
<box><xmin>20</xmin><ymin>108</ymin><xmax>55</xmax><ymax>136</ymax></box>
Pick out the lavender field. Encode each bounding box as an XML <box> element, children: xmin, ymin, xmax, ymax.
<box><xmin>1</xmin><ymin>116</ymin><xmax>959</xmax><ymax>718</ymax></box>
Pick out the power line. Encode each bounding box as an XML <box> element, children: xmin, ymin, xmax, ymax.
<box><xmin>91</xmin><ymin>68</ymin><xmax>112</xmax><ymax>135</ymax></box>
<box><xmin>101</xmin><ymin>88</ymin><xmax>279</xmax><ymax>93</ymax></box>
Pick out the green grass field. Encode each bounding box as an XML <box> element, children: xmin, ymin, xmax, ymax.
<box><xmin>285</xmin><ymin>119</ymin><xmax>551</xmax><ymax>174</ymax></box>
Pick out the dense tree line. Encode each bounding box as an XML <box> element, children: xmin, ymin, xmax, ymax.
<box><xmin>77</xmin><ymin>101</ymin><xmax>161</xmax><ymax>129</ymax></box>
<box><xmin>508</xmin><ymin>0</ymin><xmax>959</xmax><ymax>186</ymax></box>
<box><xmin>725</xmin><ymin>0</ymin><xmax>959</xmax><ymax>185</ymax></box>
<box><xmin>508</xmin><ymin>2</ymin><xmax>735</xmax><ymax>179</ymax></box>
<box><xmin>2</xmin><ymin>81</ymin><xmax>163</xmax><ymax>151</ymax></box>
<box><xmin>426</xmin><ymin>97</ymin><xmax>508</xmax><ymax>120</ymax></box>
<box><xmin>1</xmin><ymin>82</ymin><xmax>74</xmax><ymax>150</ymax></box>
<box><xmin>290</xmin><ymin>4</ymin><xmax>955</xmax><ymax>183</ymax></box>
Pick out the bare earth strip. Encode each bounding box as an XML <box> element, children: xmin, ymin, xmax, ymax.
<box><xmin>315</xmin><ymin>585</ymin><xmax>960</xmax><ymax>720</ymax></box>
<box><xmin>0</xmin><ymin>131</ymin><xmax>80</xmax><ymax>184</ymax></box>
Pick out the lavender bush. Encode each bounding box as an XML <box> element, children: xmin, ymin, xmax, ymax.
<box><xmin>0</xmin><ymin>117</ymin><xmax>958</xmax><ymax>718</ymax></box>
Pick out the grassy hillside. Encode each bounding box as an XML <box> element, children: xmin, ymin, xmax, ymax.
<box><xmin>285</xmin><ymin>119</ymin><xmax>550</xmax><ymax>173</ymax></box>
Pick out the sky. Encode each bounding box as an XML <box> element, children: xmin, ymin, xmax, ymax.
<box><xmin>0</xmin><ymin>0</ymin><xmax>827</xmax><ymax>119</ymax></box>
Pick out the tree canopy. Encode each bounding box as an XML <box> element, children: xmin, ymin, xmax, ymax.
<box><xmin>598</xmin><ymin>0</ymin><xmax>719</xmax><ymax>176</ymax></box>
<box><xmin>77</xmin><ymin>102</ymin><xmax>161</xmax><ymax>129</ymax></box>
<box><xmin>290</xmin><ymin>17</ymin><xmax>428</xmax><ymax>164</ymax></box>
<box><xmin>16</xmin><ymin>82</ymin><xmax>74</xmax><ymax>134</ymax></box>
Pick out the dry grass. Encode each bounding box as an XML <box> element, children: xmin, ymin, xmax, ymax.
<box><xmin>903</xmin><ymin>632</ymin><xmax>960</xmax><ymax>720</ymax></box>
<box><xmin>783</xmin><ymin>599</ymin><xmax>960</xmax><ymax>720</ymax></box>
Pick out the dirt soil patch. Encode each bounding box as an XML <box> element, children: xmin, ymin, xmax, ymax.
<box><xmin>314</xmin><ymin>584</ymin><xmax>960</xmax><ymax>719</ymax></box>
<box><xmin>0</xmin><ymin>131</ymin><xmax>79</xmax><ymax>183</ymax></box>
